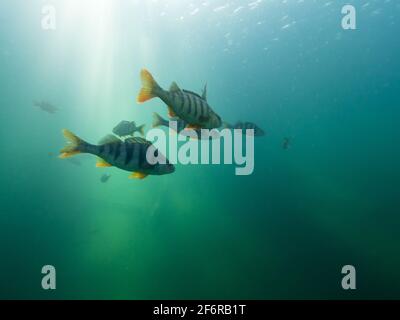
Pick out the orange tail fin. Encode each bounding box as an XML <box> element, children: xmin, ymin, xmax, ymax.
<box><xmin>137</xmin><ymin>69</ymin><xmax>161</xmax><ymax>103</ymax></box>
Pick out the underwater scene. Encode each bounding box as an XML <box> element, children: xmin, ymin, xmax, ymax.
<box><xmin>0</xmin><ymin>0</ymin><xmax>399</xmax><ymax>299</ymax></box>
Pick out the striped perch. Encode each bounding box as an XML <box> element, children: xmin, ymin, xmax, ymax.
<box><xmin>137</xmin><ymin>69</ymin><xmax>222</xmax><ymax>130</ymax></box>
<box><xmin>59</xmin><ymin>130</ymin><xmax>175</xmax><ymax>179</ymax></box>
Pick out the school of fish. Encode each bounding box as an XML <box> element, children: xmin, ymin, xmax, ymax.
<box><xmin>59</xmin><ymin>69</ymin><xmax>266</xmax><ymax>180</ymax></box>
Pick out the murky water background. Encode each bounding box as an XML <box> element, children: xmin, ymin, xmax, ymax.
<box><xmin>0</xmin><ymin>0</ymin><xmax>399</xmax><ymax>299</ymax></box>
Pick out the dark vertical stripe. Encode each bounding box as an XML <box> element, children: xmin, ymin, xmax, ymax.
<box><xmin>200</xmin><ymin>100</ymin><xmax>206</xmax><ymax>118</ymax></box>
<box><xmin>108</xmin><ymin>143</ymin><xmax>114</xmax><ymax>157</ymax></box>
<box><xmin>179</xmin><ymin>93</ymin><xmax>185</xmax><ymax>112</ymax></box>
<box><xmin>125</xmin><ymin>143</ymin><xmax>134</xmax><ymax>165</ymax></box>
<box><xmin>193</xmin><ymin>96</ymin><xmax>198</xmax><ymax>118</ymax></box>
<box><xmin>174</xmin><ymin>93</ymin><xmax>181</xmax><ymax>107</ymax></box>
<box><xmin>132</xmin><ymin>143</ymin><xmax>142</xmax><ymax>166</ymax></box>
<box><xmin>99</xmin><ymin>145</ymin><xmax>105</xmax><ymax>154</ymax></box>
<box><xmin>183</xmin><ymin>94</ymin><xmax>189</xmax><ymax>115</ymax></box>
<box><xmin>187</xmin><ymin>93</ymin><xmax>192</xmax><ymax>115</ymax></box>
<box><xmin>194</xmin><ymin>96</ymin><xmax>199</xmax><ymax>117</ymax></box>
<box><xmin>139</xmin><ymin>144</ymin><xmax>147</xmax><ymax>167</ymax></box>
<box><xmin>195</xmin><ymin>97</ymin><xmax>201</xmax><ymax>118</ymax></box>
<box><xmin>114</xmin><ymin>143</ymin><xmax>121</xmax><ymax>160</ymax></box>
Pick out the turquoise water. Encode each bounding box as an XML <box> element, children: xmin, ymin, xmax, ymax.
<box><xmin>0</xmin><ymin>0</ymin><xmax>399</xmax><ymax>299</ymax></box>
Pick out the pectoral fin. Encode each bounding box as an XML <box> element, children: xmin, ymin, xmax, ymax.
<box><xmin>168</xmin><ymin>107</ymin><xmax>177</xmax><ymax>118</ymax></box>
<box><xmin>129</xmin><ymin>172</ymin><xmax>149</xmax><ymax>179</ymax></box>
<box><xmin>185</xmin><ymin>124</ymin><xmax>202</xmax><ymax>130</ymax></box>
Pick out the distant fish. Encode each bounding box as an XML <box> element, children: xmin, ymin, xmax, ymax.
<box><xmin>152</xmin><ymin>112</ymin><xmax>186</xmax><ymax>132</ymax></box>
<box><xmin>113</xmin><ymin>120</ymin><xmax>145</xmax><ymax>137</ymax></box>
<box><xmin>34</xmin><ymin>100</ymin><xmax>58</xmax><ymax>114</ymax></box>
<box><xmin>152</xmin><ymin>112</ymin><xmax>220</xmax><ymax>140</ymax></box>
<box><xmin>59</xmin><ymin>130</ymin><xmax>175</xmax><ymax>179</ymax></box>
<box><xmin>137</xmin><ymin>69</ymin><xmax>222</xmax><ymax>130</ymax></box>
<box><xmin>283</xmin><ymin>137</ymin><xmax>291</xmax><ymax>150</ymax></box>
<box><xmin>224</xmin><ymin>121</ymin><xmax>265</xmax><ymax>137</ymax></box>
<box><xmin>100</xmin><ymin>174</ymin><xmax>111</xmax><ymax>183</ymax></box>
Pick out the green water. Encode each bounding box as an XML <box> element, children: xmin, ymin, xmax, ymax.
<box><xmin>0</xmin><ymin>0</ymin><xmax>399</xmax><ymax>299</ymax></box>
